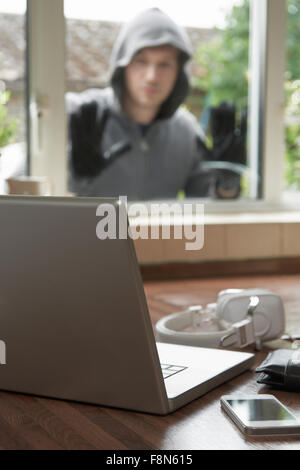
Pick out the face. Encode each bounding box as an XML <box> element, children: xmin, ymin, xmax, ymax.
<box><xmin>124</xmin><ymin>45</ymin><xmax>179</xmax><ymax>115</ymax></box>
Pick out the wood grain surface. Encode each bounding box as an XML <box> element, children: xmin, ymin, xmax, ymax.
<box><xmin>1</xmin><ymin>273</ymin><xmax>300</xmax><ymax>450</ymax></box>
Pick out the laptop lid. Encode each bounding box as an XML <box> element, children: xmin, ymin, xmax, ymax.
<box><xmin>0</xmin><ymin>196</ymin><xmax>169</xmax><ymax>414</ymax></box>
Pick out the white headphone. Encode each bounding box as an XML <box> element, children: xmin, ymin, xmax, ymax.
<box><xmin>155</xmin><ymin>289</ymin><xmax>285</xmax><ymax>350</ymax></box>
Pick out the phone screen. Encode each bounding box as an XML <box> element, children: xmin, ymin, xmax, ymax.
<box><xmin>227</xmin><ymin>398</ymin><xmax>297</xmax><ymax>422</ymax></box>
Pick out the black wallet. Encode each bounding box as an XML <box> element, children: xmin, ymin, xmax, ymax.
<box><xmin>256</xmin><ymin>349</ymin><xmax>300</xmax><ymax>391</ymax></box>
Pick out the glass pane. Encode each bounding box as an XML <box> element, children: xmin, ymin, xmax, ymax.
<box><xmin>283</xmin><ymin>0</ymin><xmax>300</xmax><ymax>203</ymax></box>
<box><xmin>65</xmin><ymin>0</ymin><xmax>251</xmax><ymax>200</ymax></box>
<box><xmin>0</xmin><ymin>0</ymin><xmax>27</xmax><ymax>194</ymax></box>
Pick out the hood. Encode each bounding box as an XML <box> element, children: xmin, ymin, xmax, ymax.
<box><xmin>109</xmin><ymin>8</ymin><xmax>193</xmax><ymax>119</ymax></box>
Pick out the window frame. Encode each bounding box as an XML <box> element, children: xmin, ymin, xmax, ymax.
<box><xmin>248</xmin><ymin>0</ymin><xmax>286</xmax><ymax>205</ymax></box>
<box><xmin>26</xmin><ymin>0</ymin><xmax>67</xmax><ymax>196</ymax></box>
<box><xmin>26</xmin><ymin>0</ymin><xmax>288</xmax><ymax>211</ymax></box>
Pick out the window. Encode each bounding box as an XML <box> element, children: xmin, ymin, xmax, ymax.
<box><xmin>64</xmin><ymin>0</ymin><xmax>252</xmax><ymax>201</ymax></box>
<box><xmin>283</xmin><ymin>0</ymin><xmax>300</xmax><ymax>203</ymax></box>
<box><xmin>0</xmin><ymin>0</ymin><xmax>27</xmax><ymax>193</ymax></box>
<box><xmin>19</xmin><ymin>0</ymin><xmax>287</xmax><ymax>208</ymax></box>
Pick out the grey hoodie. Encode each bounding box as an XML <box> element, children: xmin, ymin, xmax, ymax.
<box><xmin>67</xmin><ymin>8</ymin><xmax>209</xmax><ymax>200</ymax></box>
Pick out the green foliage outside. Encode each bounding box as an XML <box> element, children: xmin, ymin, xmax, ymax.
<box><xmin>285</xmin><ymin>80</ymin><xmax>300</xmax><ymax>189</ymax></box>
<box><xmin>194</xmin><ymin>0</ymin><xmax>300</xmax><ymax>190</ymax></box>
<box><xmin>193</xmin><ymin>0</ymin><xmax>249</xmax><ymax>112</ymax></box>
<box><xmin>0</xmin><ymin>89</ymin><xmax>18</xmax><ymax>155</ymax></box>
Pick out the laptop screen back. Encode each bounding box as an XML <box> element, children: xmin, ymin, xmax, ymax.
<box><xmin>0</xmin><ymin>196</ymin><xmax>168</xmax><ymax>413</ymax></box>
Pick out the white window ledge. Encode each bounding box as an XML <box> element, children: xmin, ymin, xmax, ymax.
<box><xmin>131</xmin><ymin>207</ymin><xmax>300</xmax><ymax>264</ymax></box>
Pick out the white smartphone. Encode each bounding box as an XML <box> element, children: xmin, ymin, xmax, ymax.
<box><xmin>220</xmin><ymin>394</ymin><xmax>300</xmax><ymax>436</ymax></box>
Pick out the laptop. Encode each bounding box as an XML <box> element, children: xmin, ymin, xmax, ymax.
<box><xmin>0</xmin><ymin>196</ymin><xmax>254</xmax><ymax>414</ymax></box>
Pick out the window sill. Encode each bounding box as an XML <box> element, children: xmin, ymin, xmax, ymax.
<box><xmin>131</xmin><ymin>208</ymin><xmax>300</xmax><ymax>265</ymax></box>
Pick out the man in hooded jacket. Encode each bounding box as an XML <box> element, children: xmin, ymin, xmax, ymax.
<box><xmin>66</xmin><ymin>8</ymin><xmax>211</xmax><ymax>200</ymax></box>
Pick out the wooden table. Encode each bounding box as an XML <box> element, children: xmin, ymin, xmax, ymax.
<box><xmin>1</xmin><ymin>273</ymin><xmax>300</xmax><ymax>450</ymax></box>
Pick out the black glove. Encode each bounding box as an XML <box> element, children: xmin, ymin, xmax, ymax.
<box><xmin>69</xmin><ymin>100</ymin><xmax>130</xmax><ymax>178</ymax></box>
<box><xmin>208</xmin><ymin>102</ymin><xmax>247</xmax><ymax>199</ymax></box>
